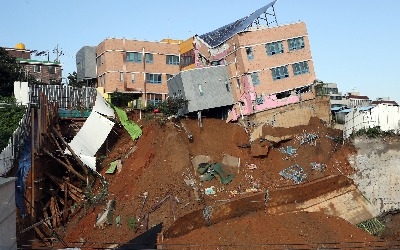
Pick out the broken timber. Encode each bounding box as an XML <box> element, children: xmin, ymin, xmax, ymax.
<box><xmin>42</xmin><ymin>148</ymin><xmax>85</xmax><ymax>181</ymax></box>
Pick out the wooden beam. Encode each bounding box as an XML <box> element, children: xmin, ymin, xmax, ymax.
<box><xmin>51</xmin><ymin>127</ymin><xmax>85</xmax><ymax>169</ymax></box>
<box><xmin>31</xmin><ymin>107</ymin><xmax>35</xmax><ymax>219</ymax></box>
<box><xmin>34</xmin><ymin>226</ymin><xmax>51</xmax><ymax>247</ymax></box>
<box><xmin>42</xmin><ymin>149</ymin><xmax>85</xmax><ymax>181</ymax></box>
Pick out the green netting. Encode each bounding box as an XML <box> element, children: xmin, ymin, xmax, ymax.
<box><xmin>114</xmin><ymin>106</ymin><xmax>142</xmax><ymax>140</ymax></box>
<box><xmin>105</xmin><ymin>161</ymin><xmax>117</xmax><ymax>174</ymax></box>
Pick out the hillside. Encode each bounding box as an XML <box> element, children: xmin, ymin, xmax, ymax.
<box><xmin>51</xmin><ymin>114</ymin><xmax>392</xmax><ymax>249</ymax></box>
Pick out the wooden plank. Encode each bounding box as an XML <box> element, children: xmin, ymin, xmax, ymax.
<box><xmin>42</xmin><ymin>148</ymin><xmax>86</xmax><ymax>181</ymax></box>
<box><xmin>31</xmin><ymin>107</ymin><xmax>35</xmax><ymax>218</ymax></box>
<box><xmin>34</xmin><ymin>226</ymin><xmax>51</xmax><ymax>247</ymax></box>
<box><xmin>50</xmin><ymin>197</ymin><xmax>57</xmax><ymax>228</ymax></box>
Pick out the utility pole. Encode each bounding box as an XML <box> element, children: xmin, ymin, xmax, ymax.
<box><xmin>53</xmin><ymin>44</ymin><xmax>64</xmax><ymax>62</ymax></box>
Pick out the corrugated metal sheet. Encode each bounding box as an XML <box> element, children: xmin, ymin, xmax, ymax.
<box><xmin>198</xmin><ymin>0</ymin><xmax>277</xmax><ymax>48</ymax></box>
<box><xmin>66</xmin><ymin>111</ymin><xmax>114</xmax><ymax>157</ymax></box>
<box><xmin>92</xmin><ymin>91</ymin><xmax>115</xmax><ymax>118</ymax></box>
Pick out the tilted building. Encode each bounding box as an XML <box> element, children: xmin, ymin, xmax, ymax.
<box><xmin>169</xmin><ymin>0</ymin><xmax>316</xmax><ymax>120</ymax></box>
<box><xmin>88</xmin><ymin>1</ymin><xmax>317</xmax><ymax>117</ymax></box>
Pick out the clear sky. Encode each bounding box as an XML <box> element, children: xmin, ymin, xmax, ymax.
<box><xmin>1</xmin><ymin>0</ymin><xmax>399</xmax><ymax>102</ymax></box>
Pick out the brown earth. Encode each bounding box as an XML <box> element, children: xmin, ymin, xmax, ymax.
<box><xmin>52</xmin><ymin>114</ymin><xmax>398</xmax><ymax>249</ymax></box>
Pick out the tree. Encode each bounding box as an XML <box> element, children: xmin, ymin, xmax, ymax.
<box><xmin>0</xmin><ymin>47</ymin><xmax>38</xmax><ymax>97</ymax></box>
<box><xmin>67</xmin><ymin>71</ymin><xmax>85</xmax><ymax>88</ymax></box>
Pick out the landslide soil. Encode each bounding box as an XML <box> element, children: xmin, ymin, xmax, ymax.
<box><xmin>58</xmin><ymin>114</ymin><xmax>392</xmax><ymax>249</ymax></box>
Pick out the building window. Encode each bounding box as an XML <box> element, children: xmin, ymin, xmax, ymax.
<box><xmin>48</xmin><ymin>66</ymin><xmax>56</xmax><ymax>74</ymax></box>
<box><xmin>166</xmin><ymin>74</ymin><xmax>174</xmax><ymax>81</ymax></box>
<box><xmin>288</xmin><ymin>37</ymin><xmax>305</xmax><ymax>51</ymax></box>
<box><xmin>97</xmin><ymin>55</ymin><xmax>102</xmax><ymax>67</ymax></box>
<box><xmin>166</xmin><ymin>55</ymin><xmax>179</xmax><ymax>65</ymax></box>
<box><xmin>265</xmin><ymin>41</ymin><xmax>284</xmax><ymax>56</ymax></box>
<box><xmin>126</xmin><ymin>52</ymin><xmax>142</xmax><ymax>62</ymax></box>
<box><xmin>271</xmin><ymin>65</ymin><xmax>289</xmax><ymax>80</ymax></box>
<box><xmin>33</xmin><ymin>65</ymin><xmax>41</xmax><ymax>73</ymax></box>
<box><xmin>246</xmin><ymin>47</ymin><xmax>254</xmax><ymax>60</ymax></box>
<box><xmin>181</xmin><ymin>50</ymin><xmax>194</xmax><ymax>68</ymax></box>
<box><xmin>292</xmin><ymin>61</ymin><xmax>309</xmax><ymax>75</ymax></box>
<box><xmin>131</xmin><ymin>73</ymin><xmax>135</xmax><ymax>83</ymax></box>
<box><xmin>250</xmin><ymin>72</ymin><xmax>260</xmax><ymax>86</ymax></box>
<box><xmin>147</xmin><ymin>93</ymin><xmax>163</xmax><ymax>106</ymax></box>
<box><xmin>146</xmin><ymin>73</ymin><xmax>162</xmax><ymax>84</ymax></box>
<box><xmin>145</xmin><ymin>53</ymin><xmax>153</xmax><ymax>63</ymax></box>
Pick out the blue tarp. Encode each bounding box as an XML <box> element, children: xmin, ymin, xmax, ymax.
<box><xmin>15</xmin><ymin>137</ymin><xmax>31</xmax><ymax>216</ymax></box>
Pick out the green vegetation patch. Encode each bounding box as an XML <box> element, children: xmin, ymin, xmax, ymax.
<box><xmin>0</xmin><ymin>98</ymin><xmax>26</xmax><ymax>150</ymax></box>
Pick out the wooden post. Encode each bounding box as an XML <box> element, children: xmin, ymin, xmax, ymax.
<box><xmin>63</xmin><ymin>182</ymin><xmax>68</xmax><ymax>224</ymax></box>
<box><xmin>30</xmin><ymin>107</ymin><xmax>35</xmax><ymax>218</ymax></box>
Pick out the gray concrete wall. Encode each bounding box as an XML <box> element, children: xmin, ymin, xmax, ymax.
<box><xmin>0</xmin><ymin>177</ymin><xmax>17</xmax><ymax>250</ymax></box>
<box><xmin>349</xmin><ymin>137</ymin><xmax>400</xmax><ymax>213</ymax></box>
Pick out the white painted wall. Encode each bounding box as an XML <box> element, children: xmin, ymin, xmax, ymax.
<box><xmin>343</xmin><ymin>104</ymin><xmax>400</xmax><ymax>139</ymax></box>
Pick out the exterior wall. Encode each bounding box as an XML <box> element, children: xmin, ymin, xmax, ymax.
<box><xmin>195</xmin><ymin>22</ymin><xmax>316</xmax><ymax>119</ymax></box>
<box><xmin>76</xmin><ymin>46</ymin><xmax>97</xmax><ymax>82</ymax></box>
<box><xmin>23</xmin><ymin>63</ymin><xmax>62</xmax><ymax>83</ymax></box>
<box><xmin>343</xmin><ymin>104</ymin><xmax>400</xmax><ymax>139</ymax></box>
<box><xmin>233</xmin><ymin>22</ymin><xmax>315</xmax><ymax>96</ymax></box>
<box><xmin>0</xmin><ymin>177</ymin><xmax>17</xmax><ymax>250</ymax></box>
<box><xmin>348</xmin><ymin>98</ymin><xmax>372</xmax><ymax>108</ymax></box>
<box><xmin>96</xmin><ymin>38</ymin><xmax>180</xmax><ymax>105</ymax></box>
<box><xmin>249</xmin><ymin>96</ymin><xmax>330</xmax><ymax>141</ymax></box>
<box><xmin>6</xmin><ymin>48</ymin><xmax>30</xmax><ymax>59</ymax></box>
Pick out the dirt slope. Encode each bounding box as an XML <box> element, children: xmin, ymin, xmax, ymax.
<box><xmin>59</xmin><ymin>115</ymin><xmax>382</xmax><ymax>249</ymax></box>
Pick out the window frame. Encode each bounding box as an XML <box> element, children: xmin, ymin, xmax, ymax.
<box><xmin>271</xmin><ymin>65</ymin><xmax>289</xmax><ymax>80</ymax></box>
<box><xmin>250</xmin><ymin>72</ymin><xmax>260</xmax><ymax>86</ymax></box>
<box><xmin>245</xmin><ymin>47</ymin><xmax>254</xmax><ymax>60</ymax></box>
<box><xmin>292</xmin><ymin>61</ymin><xmax>309</xmax><ymax>75</ymax></box>
<box><xmin>166</xmin><ymin>55</ymin><xmax>180</xmax><ymax>65</ymax></box>
<box><xmin>33</xmin><ymin>65</ymin><xmax>41</xmax><ymax>73</ymax></box>
<box><xmin>48</xmin><ymin>66</ymin><xmax>56</xmax><ymax>74</ymax></box>
<box><xmin>265</xmin><ymin>41</ymin><xmax>284</xmax><ymax>56</ymax></box>
<box><xmin>126</xmin><ymin>52</ymin><xmax>143</xmax><ymax>63</ymax></box>
<box><xmin>145</xmin><ymin>53</ymin><xmax>154</xmax><ymax>63</ymax></box>
<box><xmin>146</xmin><ymin>73</ymin><xmax>162</xmax><ymax>84</ymax></box>
<box><xmin>288</xmin><ymin>37</ymin><xmax>305</xmax><ymax>51</ymax></box>
<box><xmin>131</xmin><ymin>72</ymin><xmax>135</xmax><ymax>83</ymax></box>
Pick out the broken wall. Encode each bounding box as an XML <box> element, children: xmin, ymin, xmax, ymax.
<box><xmin>249</xmin><ymin>96</ymin><xmax>330</xmax><ymax>141</ymax></box>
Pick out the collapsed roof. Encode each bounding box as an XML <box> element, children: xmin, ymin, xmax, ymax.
<box><xmin>198</xmin><ymin>0</ymin><xmax>278</xmax><ymax>48</ymax></box>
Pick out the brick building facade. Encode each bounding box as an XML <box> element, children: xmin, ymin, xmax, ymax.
<box><xmin>5</xmin><ymin>43</ymin><xmax>62</xmax><ymax>84</ymax></box>
<box><xmin>94</xmin><ymin>1</ymin><xmax>316</xmax><ymax>115</ymax></box>
<box><xmin>96</xmin><ymin>38</ymin><xmax>181</xmax><ymax>107</ymax></box>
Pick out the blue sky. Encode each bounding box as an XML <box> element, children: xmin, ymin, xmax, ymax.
<box><xmin>1</xmin><ymin>0</ymin><xmax>399</xmax><ymax>102</ymax></box>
